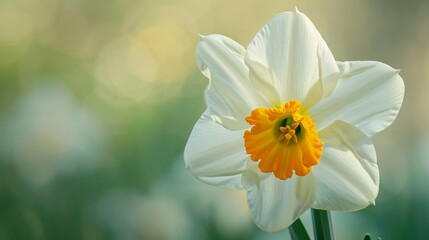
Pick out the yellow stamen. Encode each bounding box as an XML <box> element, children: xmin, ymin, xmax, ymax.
<box><xmin>243</xmin><ymin>100</ymin><xmax>323</xmax><ymax>180</ymax></box>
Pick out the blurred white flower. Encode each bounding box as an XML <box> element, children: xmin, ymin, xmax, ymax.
<box><xmin>91</xmin><ymin>160</ymin><xmax>252</xmax><ymax>240</ymax></box>
<box><xmin>0</xmin><ymin>83</ymin><xmax>103</xmax><ymax>186</ymax></box>
<box><xmin>185</xmin><ymin>8</ymin><xmax>404</xmax><ymax>232</ymax></box>
<box><xmin>92</xmin><ymin>189</ymin><xmax>193</xmax><ymax>240</ymax></box>
<box><xmin>151</xmin><ymin>160</ymin><xmax>252</xmax><ymax>237</ymax></box>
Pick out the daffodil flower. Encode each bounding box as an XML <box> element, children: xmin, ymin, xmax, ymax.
<box><xmin>184</xmin><ymin>8</ymin><xmax>404</xmax><ymax>232</ymax></box>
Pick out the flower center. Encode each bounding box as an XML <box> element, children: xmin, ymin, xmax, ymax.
<box><xmin>243</xmin><ymin>100</ymin><xmax>323</xmax><ymax>180</ymax></box>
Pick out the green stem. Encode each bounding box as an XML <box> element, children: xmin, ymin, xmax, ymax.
<box><xmin>311</xmin><ymin>209</ymin><xmax>334</xmax><ymax>240</ymax></box>
<box><xmin>289</xmin><ymin>218</ymin><xmax>310</xmax><ymax>240</ymax></box>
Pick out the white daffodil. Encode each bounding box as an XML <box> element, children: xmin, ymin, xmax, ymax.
<box><xmin>184</xmin><ymin>8</ymin><xmax>404</xmax><ymax>232</ymax></box>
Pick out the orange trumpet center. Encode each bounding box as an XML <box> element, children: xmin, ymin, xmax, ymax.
<box><xmin>243</xmin><ymin>100</ymin><xmax>323</xmax><ymax>180</ymax></box>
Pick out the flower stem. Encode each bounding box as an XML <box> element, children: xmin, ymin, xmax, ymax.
<box><xmin>311</xmin><ymin>209</ymin><xmax>334</xmax><ymax>240</ymax></box>
<box><xmin>289</xmin><ymin>218</ymin><xmax>310</xmax><ymax>240</ymax></box>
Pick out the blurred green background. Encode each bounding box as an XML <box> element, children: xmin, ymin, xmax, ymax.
<box><xmin>0</xmin><ymin>0</ymin><xmax>428</xmax><ymax>239</ymax></box>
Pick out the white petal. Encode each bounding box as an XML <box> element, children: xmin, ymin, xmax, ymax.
<box><xmin>309</xmin><ymin>61</ymin><xmax>404</xmax><ymax>137</ymax></box>
<box><xmin>242</xmin><ymin>161</ymin><xmax>316</xmax><ymax>232</ymax></box>
<box><xmin>184</xmin><ymin>111</ymin><xmax>248</xmax><ymax>189</ymax></box>
<box><xmin>313</xmin><ymin>121</ymin><xmax>379</xmax><ymax>211</ymax></box>
<box><xmin>245</xmin><ymin>8</ymin><xmax>339</xmax><ymax>107</ymax></box>
<box><xmin>197</xmin><ymin>34</ymin><xmax>270</xmax><ymax>130</ymax></box>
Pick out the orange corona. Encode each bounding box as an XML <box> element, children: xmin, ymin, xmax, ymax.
<box><xmin>244</xmin><ymin>100</ymin><xmax>323</xmax><ymax>180</ymax></box>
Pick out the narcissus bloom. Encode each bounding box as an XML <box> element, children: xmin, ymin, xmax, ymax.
<box><xmin>184</xmin><ymin>8</ymin><xmax>404</xmax><ymax>232</ymax></box>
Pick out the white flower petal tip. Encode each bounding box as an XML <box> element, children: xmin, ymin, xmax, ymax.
<box><xmin>198</xmin><ymin>34</ymin><xmax>206</xmax><ymax>40</ymax></box>
<box><xmin>293</xmin><ymin>6</ymin><xmax>300</xmax><ymax>13</ymax></box>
